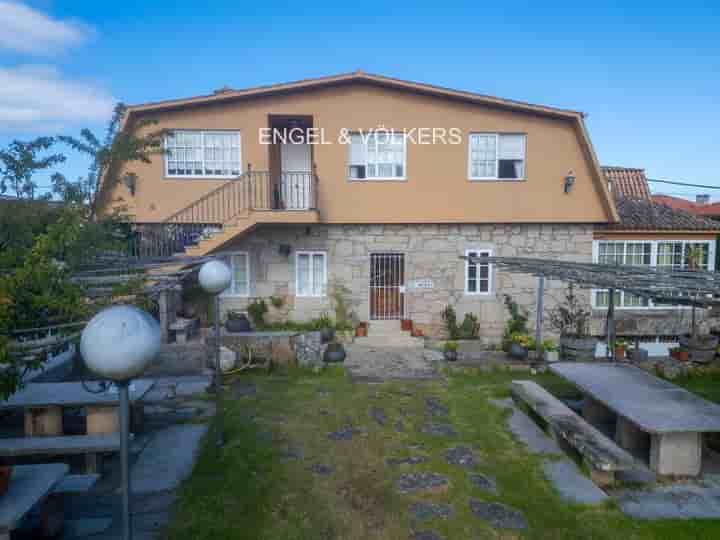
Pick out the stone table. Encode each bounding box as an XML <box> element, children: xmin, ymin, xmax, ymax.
<box><xmin>0</xmin><ymin>463</ymin><xmax>68</xmax><ymax>540</ymax></box>
<box><xmin>550</xmin><ymin>362</ymin><xmax>720</xmax><ymax>476</ymax></box>
<box><xmin>1</xmin><ymin>380</ymin><xmax>154</xmax><ymax>435</ymax></box>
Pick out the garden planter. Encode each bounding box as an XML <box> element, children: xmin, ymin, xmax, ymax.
<box><xmin>544</xmin><ymin>350</ymin><xmax>559</xmax><ymax>363</ymax></box>
<box><xmin>0</xmin><ymin>466</ymin><xmax>12</xmax><ymax>497</ymax></box>
<box><xmin>560</xmin><ymin>336</ymin><xmax>598</xmax><ymax>361</ymax></box>
<box><xmin>225</xmin><ymin>314</ymin><xmax>251</xmax><ymax>333</ymax></box>
<box><xmin>320</xmin><ymin>327</ymin><xmax>335</xmax><ymax>344</ymax></box>
<box><xmin>443</xmin><ymin>350</ymin><xmax>458</xmax><ymax>362</ymax></box>
<box><xmin>356</xmin><ymin>323</ymin><xmax>368</xmax><ymax>338</ymax></box>
<box><xmin>677</xmin><ymin>349</ymin><xmax>690</xmax><ymax>362</ymax></box>
<box><xmin>401</xmin><ymin>319</ymin><xmax>413</xmax><ymax>332</ymax></box>
<box><xmin>627</xmin><ymin>347</ymin><xmax>649</xmax><ymax>362</ymax></box>
<box><xmin>509</xmin><ymin>343</ymin><xmax>529</xmax><ymax>360</ymax></box>
<box><xmin>679</xmin><ymin>335</ymin><xmax>719</xmax><ymax>364</ymax></box>
<box><xmin>323</xmin><ymin>343</ymin><xmax>346</xmax><ymax>363</ymax></box>
<box><xmin>614</xmin><ymin>347</ymin><xmax>626</xmax><ymax>361</ymax></box>
<box><xmin>411</xmin><ymin>328</ymin><xmax>424</xmax><ymax>338</ymax></box>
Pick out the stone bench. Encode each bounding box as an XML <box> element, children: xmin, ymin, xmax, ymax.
<box><xmin>169</xmin><ymin>317</ymin><xmax>198</xmax><ymax>344</ymax></box>
<box><xmin>0</xmin><ymin>434</ymin><xmax>120</xmax><ymax>473</ymax></box>
<box><xmin>511</xmin><ymin>380</ymin><xmax>646</xmax><ymax>486</ymax></box>
<box><xmin>52</xmin><ymin>473</ymin><xmax>100</xmax><ymax>494</ymax></box>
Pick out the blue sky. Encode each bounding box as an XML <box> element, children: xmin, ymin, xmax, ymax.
<box><xmin>1</xmin><ymin>0</ymin><xmax>718</xmax><ymax>200</ymax></box>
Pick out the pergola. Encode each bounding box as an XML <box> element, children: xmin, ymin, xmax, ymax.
<box><xmin>462</xmin><ymin>255</ymin><xmax>720</xmax><ymax>358</ymax></box>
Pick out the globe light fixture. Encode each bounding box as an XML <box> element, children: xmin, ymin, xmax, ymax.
<box><xmin>81</xmin><ymin>305</ymin><xmax>161</xmax><ymax>540</ymax></box>
<box><xmin>198</xmin><ymin>259</ymin><xmax>232</xmax><ymax>447</ymax></box>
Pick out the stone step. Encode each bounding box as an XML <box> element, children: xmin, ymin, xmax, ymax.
<box><xmin>355</xmin><ymin>336</ymin><xmax>424</xmax><ymax>348</ymax></box>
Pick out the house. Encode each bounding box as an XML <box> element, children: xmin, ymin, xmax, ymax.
<box><xmin>97</xmin><ymin>71</ymin><xmax>623</xmax><ymax>342</ymax></box>
<box><xmin>594</xmin><ymin>166</ymin><xmax>720</xmax><ymax>355</ymax></box>
<box><xmin>653</xmin><ymin>194</ymin><xmax>720</xmax><ymax>222</ymax></box>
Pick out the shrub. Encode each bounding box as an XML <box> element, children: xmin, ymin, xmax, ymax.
<box><xmin>458</xmin><ymin>313</ymin><xmax>479</xmax><ymax>339</ymax></box>
<box><xmin>247</xmin><ymin>299</ymin><xmax>268</xmax><ymax>328</ymax></box>
<box><xmin>441</xmin><ymin>305</ymin><xmax>459</xmax><ymax>339</ymax></box>
<box><xmin>443</xmin><ymin>340</ymin><xmax>459</xmax><ymax>353</ymax></box>
<box><xmin>547</xmin><ymin>285</ymin><xmax>590</xmax><ymax>337</ymax></box>
<box><xmin>502</xmin><ymin>294</ymin><xmax>529</xmax><ymax>350</ymax></box>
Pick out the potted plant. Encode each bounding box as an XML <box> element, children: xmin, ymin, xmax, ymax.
<box><xmin>411</xmin><ymin>327</ymin><xmax>424</xmax><ymax>338</ymax></box>
<box><xmin>548</xmin><ymin>285</ymin><xmax>597</xmax><ymax>361</ymax></box>
<box><xmin>542</xmin><ymin>339</ymin><xmax>559</xmax><ymax>363</ymax></box>
<box><xmin>443</xmin><ymin>341</ymin><xmax>459</xmax><ymax>362</ymax></box>
<box><xmin>614</xmin><ymin>338</ymin><xmax>628</xmax><ymax>361</ymax></box>
<box><xmin>401</xmin><ymin>318</ymin><xmax>413</xmax><ymax>332</ymax></box>
<box><xmin>0</xmin><ymin>465</ymin><xmax>11</xmax><ymax>497</ymax></box>
<box><xmin>225</xmin><ymin>310</ymin><xmax>251</xmax><ymax>333</ymax></box>
<box><xmin>316</xmin><ymin>313</ymin><xmax>335</xmax><ymax>343</ymax></box>
<box><xmin>323</xmin><ymin>342</ymin><xmax>346</xmax><ymax>363</ymax></box>
<box><xmin>356</xmin><ymin>322</ymin><xmax>368</xmax><ymax>337</ymax></box>
<box><xmin>679</xmin><ymin>334</ymin><xmax>719</xmax><ymax>364</ymax></box>
<box><xmin>508</xmin><ymin>333</ymin><xmax>530</xmax><ymax>360</ymax></box>
<box><xmin>627</xmin><ymin>342</ymin><xmax>649</xmax><ymax>362</ymax></box>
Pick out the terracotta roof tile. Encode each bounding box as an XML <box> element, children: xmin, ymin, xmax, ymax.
<box><xmin>652</xmin><ymin>194</ymin><xmax>699</xmax><ymax>213</ymax></box>
<box><xmin>602</xmin><ymin>166</ymin><xmax>651</xmax><ymax>200</ymax></box>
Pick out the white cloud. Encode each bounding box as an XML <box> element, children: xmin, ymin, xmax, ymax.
<box><xmin>0</xmin><ymin>1</ymin><xmax>92</xmax><ymax>55</ymax></box>
<box><xmin>0</xmin><ymin>64</ymin><xmax>114</xmax><ymax>131</ymax></box>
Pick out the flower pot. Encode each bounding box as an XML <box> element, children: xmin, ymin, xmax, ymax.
<box><xmin>0</xmin><ymin>466</ymin><xmax>12</xmax><ymax>497</ymax></box>
<box><xmin>411</xmin><ymin>328</ymin><xmax>424</xmax><ymax>338</ymax></box>
<box><xmin>680</xmin><ymin>335</ymin><xmax>719</xmax><ymax>364</ymax></box>
<box><xmin>401</xmin><ymin>319</ymin><xmax>413</xmax><ymax>332</ymax></box>
<box><xmin>323</xmin><ymin>342</ymin><xmax>346</xmax><ymax>363</ymax></box>
<box><xmin>509</xmin><ymin>343</ymin><xmax>529</xmax><ymax>360</ymax></box>
<box><xmin>225</xmin><ymin>313</ymin><xmax>251</xmax><ymax>333</ymax></box>
<box><xmin>320</xmin><ymin>327</ymin><xmax>335</xmax><ymax>344</ymax></box>
<box><xmin>444</xmin><ymin>350</ymin><xmax>458</xmax><ymax>362</ymax></box>
<box><xmin>544</xmin><ymin>350</ymin><xmax>559</xmax><ymax>363</ymax></box>
<box><xmin>560</xmin><ymin>336</ymin><xmax>598</xmax><ymax>361</ymax></box>
<box><xmin>355</xmin><ymin>324</ymin><xmax>367</xmax><ymax>338</ymax></box>
<box><xmin>677</xmin><ymin>349</ymin><xmax>690</xmax><ymax>362</ymax></box>
<box><xmin>614</xmin><ymin>346</ymin><xmax>626</xmax><ymax>361</ymax></box>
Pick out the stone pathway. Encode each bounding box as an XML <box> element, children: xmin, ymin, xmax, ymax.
<box><xmin>344</xmin><ymin>344</ymin><xmax>438</xmax><ymax>381</ymax></box>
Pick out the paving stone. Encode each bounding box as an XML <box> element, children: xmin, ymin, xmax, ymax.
<box><xmin>425</xmin><ymin>397</ymin><xmax>449</xmax><ymax>417</ymax></box>
<box><xmin>395</xmin><ymin>473</ymin><xmax>449</xmax><ymax>494</ymax></box>
<box><xmin>420</xmin><ymin>423</ymin><xmax>458</xmax><ymax>438</ymax></box>
<box><xmin>318</xmin><ymin>409</ymin><xmax>330</xmax><ymax>416</ymax></box>
<box><xmin>542</xmin><ymin>460</ymin><xmax>608</xmax><ymax>505</ymax></box>
<box><xmin>489</xmin><ymin>398</ymin><xmax>562</xmax><ymax>455</ymax></box>
<box><xmin>445</xmin><ymin>446</ymin><xmax>479</xmax><ymax>469</ymax></box>
<box><xmin>469</xmin><ymin>500</ymin><xmax>528</xmax><ymax>530</ymax></box>
<box><xmin>279</xmin><ymin>445</ymin><xmax>304</xmax><ymax>462</ymax></box>
<box><xmin>231</xmin><ymin>382</ymin><xmax>257</xmax><ymax>398</ymax></box>
<box><xmin>410</xmin><ymin>502</ymin><xmax>454</xmax><ymax>521</ymax></box>
<box><xmin>412</xmin><ymin>531</ymin><xmax>445</xmax><ymax>540</ymax></box>
<box><xmin>370</xmin><ymin>406</ymin><xmax>387</xmax><ymax>426</ymax></box>
<box><xmin>328</xmin><ymin>426</ymin><xmax>361</xmax><ymax>441</ymax></box>
<box><xmin>468</xmin><ymin>473</ymin><xmax>498</xmax><ymax>494</ymax></box>
<box><xmin>130</xmin><ymin>424</ymin><xmax>208</xmax><ymax>493</ymax></box>
<box><xmin>308</xmin><ymin>463</ymin><xmax>334</xmax><ymax>476</ymax></box>
<box><xmin>387</xmin><ymin>456</ymin><xmax>428</xmax><ymax>466</ymax></box>
<box><xmin>317</xmin><ymin>387</ymin><xmax>330</xmax><ymax>397</ymax></box>
<box><xmin>617</xmin><ymin>484</ymin><xmax>720</xmax><ymax>519</ymax></box>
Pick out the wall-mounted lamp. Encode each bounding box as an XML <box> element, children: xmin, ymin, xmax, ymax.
<box><xmin>563</xmin><ymin>170</ymin><xmax>576</xmax><ymax>194</ymax></box>
<box><xmin>123</xmin><ymin>173</ymin><xmax>138</xmax><ymax>196</ymax></box>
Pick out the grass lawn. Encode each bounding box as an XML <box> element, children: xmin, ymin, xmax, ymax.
<box><xmin>168</xmin><ymin>367</ymin><xmax>720</xmax><ymax>539</ymax></box>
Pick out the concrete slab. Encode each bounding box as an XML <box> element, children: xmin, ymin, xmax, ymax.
<box><xmin>543</xmin><ymin>460</ymin><xmax>608</xmax><ymax>505</ymax></box>
<box><xmin>0</xmin><ymin>463</ymin><xmax>68</xmax><ymax>533</ymax></box>
<box><xmin>62</xmin><ymin>517</ymin><xmax>112</xmax><ymax>539</ymax></box>
<box><xmin>617</xmin><ymin>484</ymin><xmax>720</xmax><ymax>519</ymax></box>
<box><xmin>130</xmin><ymin>424</ymin><xmax>208</xmax><ymax>493</ymax></box>
<box><xmin>489</xmin><ymin>398</ymin><xmax>562</xmax><ymax>456</ymax></box>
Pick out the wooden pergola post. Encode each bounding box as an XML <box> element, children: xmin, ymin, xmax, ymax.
<box><xmin>535</xmin><ymin>275</ymin><xmax>545</xmax><ymax>360</ymax></box>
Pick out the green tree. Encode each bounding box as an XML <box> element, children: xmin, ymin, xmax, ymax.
<box><xmin>0</xmin><ymin>137</ymin><xmax>66</xmax><ymax>199</ymax></box>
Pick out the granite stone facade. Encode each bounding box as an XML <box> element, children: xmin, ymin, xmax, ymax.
<box><xmin>219</xmin><ymin>223</ymin><xmax>595</xmax><ymax>343</ymax></box>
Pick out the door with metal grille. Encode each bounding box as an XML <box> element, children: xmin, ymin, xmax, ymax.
<box><xmin>370</xmin><ymin>253</ymin><xmax>405</xmax><ymax>320</ymax></box>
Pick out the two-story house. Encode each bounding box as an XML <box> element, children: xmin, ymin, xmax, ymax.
<box><xmin>97</xmin><ymin>71</ymin><xmax>620</xmax><ymax>341</ymax></box>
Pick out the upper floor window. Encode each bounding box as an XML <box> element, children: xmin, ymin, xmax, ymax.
<box><xmin>348</xmin><ymin>132</ymin><xmax>406</xmax><ymax>180</ymax></box>
<box><xmin>468</xmin><ymin>133</ymin><xmax>526</xmax><ymax>180</ymax></box>
<box><xmin>165</xmin><ymin>130</ymin><xmax>241</xmax><ymax>178</ymax></box>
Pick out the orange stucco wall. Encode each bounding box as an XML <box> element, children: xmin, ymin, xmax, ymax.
<box><xmin>99</xmin><ymin>83</ymin><xmax>611</xmax><ymax>224</ymax></box>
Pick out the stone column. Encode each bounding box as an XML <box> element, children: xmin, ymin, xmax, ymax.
<box><xmin>650</xmin><ymin>432</ymin><xmax>702</xmax><ymax>476</ymax></box>
<box><xmin>158</xmin><ymin>289</ymin><xmax>169</xmax><ymax>344</ymax></box>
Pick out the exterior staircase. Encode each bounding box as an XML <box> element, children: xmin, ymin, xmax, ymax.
<box><xmin>354</xmin><ymin>320</ymin><xmax>424</xmax><ymax>348</ymax></box>
<box><xmin>131</xmin><ymin>169</ymin><xmax>319</xmax><ymax>258</ymax></box>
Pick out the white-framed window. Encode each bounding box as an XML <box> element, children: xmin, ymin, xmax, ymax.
<box><xmin>348</xmin><ymin>132</ymin><xmax>406</xmax><ymax>180</ymax></box>
<box><xmin>468</xmin><ymin>133</ymin><xmax>526</xmax><ymax>180</ymax></box>
<box><xmin>465</xmin><ymin>249</ymin><xmax>492</xmax><ymax>295</ymax></box>
<box><xmin>165</xmin><ymin>130</ymin><xmax>241</xmax><ymax>178</ymax></box>
<box><xmin>221</xmin><ymin>252</ymin><xmax>250</xmax><ymax>296</ymax></box>
<box><xmin>296</xmin><ymin>251</ymin><xmax>327</xmax><ymax>297</ymax></box>
<box><xmin>592</xmin><ymin>240</ymin><xmax>714</xmax><ymax>309</ymax></box>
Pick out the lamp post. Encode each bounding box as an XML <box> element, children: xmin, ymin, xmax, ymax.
<box><xmin>80</xmin><ymin>305</ymin><xmax>161</xmax><ymax>540</ymax></box>
<box><xmin>198</xmin><ymin>259</ymin><xmax>232</xmax><ymax>447</ymax></box>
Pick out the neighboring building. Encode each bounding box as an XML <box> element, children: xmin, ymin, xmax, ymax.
<box><xmin>98</xmin><ymin>71</ymin><xmax>623</xmax><ymax>342</ymax></box>
<box><xmin>595</xmin><ymin>167</ymin><xmax>719</xmax><ymax>355</ymax></box>
<box><xmin>653</xmin><ymin>193</ymin><xmax>720</xmax><ymax>221</ymax></box>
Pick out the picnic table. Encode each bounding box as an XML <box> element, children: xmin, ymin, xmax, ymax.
<box><xmin>1</xmin><ymin>380</ymin><xmax>154</xmax><ymax>436</ymax></box>
<box><xmin>550</xmin><ymin>362</ymin><xmax>720</xmax><ymax>476</ymax></box>
<box><xmin>0</xmin><ymin>463</ymin><xmax>68</xmax><ymax>540</ymax></box>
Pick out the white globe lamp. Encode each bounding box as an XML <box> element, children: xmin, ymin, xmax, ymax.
<box><xmin>198</xmin><ymin>258</ymin><xmax>232</xmax><ymax>447</ymax></box>
<box><xmin>81</xmin><ymin>305</ymin><xmax>161</xmax><ymax>382</ymax></box>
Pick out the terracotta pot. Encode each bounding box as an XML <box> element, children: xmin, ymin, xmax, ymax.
<box><xmin>401</xmin><ymin>319</ymin><xmax>413</xmax><ymax>332</ymax></box>
<box><xmin>677</xmin><ymin>349</ymin><xmax>690</xmax><ymax>362</ymax></box>
<box><xmin>614</xmin><ymin>346</ymin><xmax>626</xmax><ymax>360</ymax></box>
<box><xmin>355</xmin><ymin>324</ymin><xmax>367</xmax><ymax>338</ymax></box>
<box><xmin>411</xmin><ymin>328</ymin><xmax>424</xmax><ymax>338</ymax></box>
<box><xmin>0</xmin><ymin>466</ymin><xmax>12</xmax><ymax>497</ymax></box>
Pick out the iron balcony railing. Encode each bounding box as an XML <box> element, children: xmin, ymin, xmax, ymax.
<box><xmin>129</xmin><ymin>222</ymin><xmax>222</xmax><ymax>259</ymax></box>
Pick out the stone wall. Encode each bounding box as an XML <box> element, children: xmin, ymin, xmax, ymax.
<box><xmin>219</xmin><ymin>223</ymin><xmax>595</xmax><ymax>343</ymax></box>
